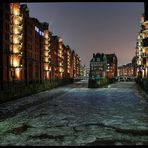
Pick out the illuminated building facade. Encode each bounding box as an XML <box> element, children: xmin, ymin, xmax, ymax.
<box><xmin>0</xmin><ymin>3</ymin><xmax>81</xmax><ymax>90</ymax></box>
<box><xmin>76</xmin><ymin>54</ymin><xmax>81</xmax><ymax>78</ymax></box>
<box><xmin>70</xmin><ymin>50</ymin><xmax>77</xmax><ymax>78</ymax></box>
<box><xmin>106</xmin><ymin>54</ymin><xmax>118</xmax><ymax>78</ymax></box>
<box><xmin>43</xmin><ymin>23</ymin><xmax>50</xmax><ymax>80</ymax></box>
<box><xmin>118</xmin><ymin>63</ymin><xmax>134</xmax><ymax>77</ymax></box>
<box><xmin>10</xmin><ymin>3</ymin><xmax>23</xmax><ymax>82</ymax></box>
<box><xmin>89</xmin><ymin>53</ymin><xmax>118</xmax><ymax>79</ymax></box>
<box><xmin>0</xmin><ymin>3</ymin><xmax>24</xmax><ymax>89</ymax></box>
<box><xmin>21</xmin><ymin>4</ymin><xmax>51</xmax><ymax>84</ymax></box>
<box><xmin>58</xmin><ymin>37</ymin><xmax>64</xmax><ymax>78</ymax></box>
<box><xmin>80</xmin><ymin>64</ymin><xmax>89</xmax><ymax>79</ymax></box>
<box><xmin>50</xmin><ymin>36</ymin><xmax>80</xmax><ymax>79</ymax></box>
<box><xmin>50</xmin><ymin>35</ymin><xmax>58</xmax><ymax>79</ymax></box>
<box><xmin>90</xmin><ymin>53</ymin><xmax>107</xmax><ymax>79</ymax></box>
<box><xmin>66</xmin><ymin>45</ymin><xmax>71</xmax><ymax>78</ymax></box>
<box><xmin>136</xmin><ymin>1</ymin><xmax>148</xmax><ymax>79</ymax></box>
<box><xmin>62</xmin><ymin>45</ymin><xmax>71</xmax><ymax>78</ymax></box>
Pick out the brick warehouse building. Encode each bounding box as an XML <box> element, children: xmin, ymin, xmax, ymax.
<box><xmin>136</xmin><ymin>1</ymin><xmax>148</xmax><ymax>79</ymax></box>
<box><xmin>50</xmin><ymin>35</ymin><xmax>63</xmax><ymax>79</ymax></box>
<box><xmin>0</xmin><ymin>3</ymin><xmax>11</xmax><ymax>90</ymax></box>
<box><xmin>21</xmin><ymin>5</ymin><xmax>50</xmax><ymax>85</ymax></box>
<box><xmin>0</xmin><ymin>3</ymin><xmax>24</xmax><ymax>90</ymax></box>
<box><xmin>106</xmin><ymin>54</ymin><xmax>118</xmax><ymax>78</ymax></box>
<box><xmin>118</xmin><ymin>63</ymin><xmax>134</xmax><ymax>77</ymax></box>
<box><xmin>0</xmin><ymin>3</ymin><xmax>81</xmax><ymax>90</ymax></box>
<box><xmin>64</xmin><ymin>45</ymin><xmax>71</xmax><ymax>78</ymax></box>
<box><xmin>50</xmin><ymin>36</ymin><xmax>81</xmax><ymax>79</ymax></box>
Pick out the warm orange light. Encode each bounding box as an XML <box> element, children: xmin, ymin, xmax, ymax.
<box><xmin>59</xmin><ymin>67</ymin><xmax>63</xmax><ymax>73</ymax></box>
<box><xmin>15</xmin><ymin>68</ymin><xmax>20</xmax><ymax>79</ymax></box>
<box><xmin>13</xmin><ymin>27</ymin><xmax>19</xmax><ymax>34</ymax></box>
<box><xmin>13</xmin><ymin>57</ymin><xmax>19</xmax><ymax>67</ymax></box>
<box><xmin>146</xmin><ymin>61</ymin><xmax>148</xmax><ymax>67</ymax></box>
<box><xmin>10</xmin><ymin>55</ymin><xmax>20</xmax><ymax>67</ymax></box>
<box><xmin>44</xmin><ymin>51</ymin><xmax>48</xmax><ymax>57</ymax></box>
<box><xmin>59</xmin><ymin>62</ymin><xmax>62</xmax><ymax>66</ymax></box>
<box><xmin>44</xmin><ymin>31</ymin><xmax>49</xmax><ymax>39</ymax></box>
<box><xmin>45</xmin><ymin>40</ymin><xmax>48</xmax><ymax>45</ymax></box>
<box><xmin>45</xmin><ymin>57</ymin><xmax>48</xmax><ymax>62</ymax></box>
<box><xmin>12</xmin><ymin>6</ymin><xmax>20</xmax><ymax>16</ymax></box>
<box><xmin>13</xmin><ymin>17</ymin><xmax>19</xmax><ymax>25</ymax></box>
<box><xmin>45</xmin><ymin>45</ymin><xmax>48</xmax><ymax>50</ymax></box>
<box><xmin>44</xmin><ymin>64</ymin><xmax>49</xmax><ymax>71</ymax></box>
<box><xmin>47</xmin><ymin>71</ymin><xmax>49</xmax><ymax>79</ymax></box>
<box><xmin>13</xmin><ymin>45</ymin><xmax>19</xmax><ymax>53</ymax></box>
<box><xmin>13</xmin><ymin>36</ymin><xmax>19</xmax><ymax>44</ymax></box>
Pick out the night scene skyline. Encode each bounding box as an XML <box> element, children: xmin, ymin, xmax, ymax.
<box><xmin>24</xmin><ymin>2</ymin><xmax>144</xmax><ymax>67</ymax></box>
<box><xmin>1</xmin><ymin>2</ymin><xmax>148</xmax><ymax>146</ymax></box>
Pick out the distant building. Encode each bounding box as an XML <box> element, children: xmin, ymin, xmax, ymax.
<box><xmin>70</xmin><ymin>50</ymin><xmax>77</xmax><ymax>78</ymax></box>
<box><xmin>86</xmin><ymin>68</ymin><xmax>90</xmax><ymax>78</ymax></box>
<box><xmin>80</xmin><ymin>64</ymin><xmax>85</xmax><ymax>79</ymax></box>
<box><xmin>89</xmin><ymin>53</ymin><xmax>107</xmax><ymax>79</ymax></box>
<box><xmin>80</xmin><ymin>65</ymin><xmax>89</xmax><ymax>79</ymax></box>
<box><xmin>62</xmin><ymin>45</ymin><xmax>71</xmax><ymax>78</ymax></box>
<box><xmin>118</xmin><ymin>63</ymin><xmax>134</xmax><ymax>77</ymax></box>
<box><xmin>75</xmin><ymin>54</ymin><xmax>81</xmax><ymax>78</ymax></box>
<box><xmin>106</xmin><ymin>54</ymin><xmax>118</xmax><ymax>78</ymax></box>
<box><xmin>50</xmin><ymin>36</ymin><xmax>64</xmax><ymax>78</ymax></box>
<box><xmin>89</xmin><ymin>52</ymin><xmax>118</xmax><ymax>80</ymax></box>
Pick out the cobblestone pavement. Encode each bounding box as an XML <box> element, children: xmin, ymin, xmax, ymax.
<box><xmin>0</xmin><ymin>80</ymin><xmax>148</xmax><ymax>146</ymax></box>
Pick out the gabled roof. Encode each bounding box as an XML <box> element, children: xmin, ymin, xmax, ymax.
<box><xmin>90</xmin><ymin>53</ymin><xmax>107</xmax><ymax>62</ymax></box>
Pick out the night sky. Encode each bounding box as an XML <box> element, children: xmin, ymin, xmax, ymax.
<box><xmin>24</xmin><ymin>2</ymin><xmax>144</xmax><ymax>67</ymax></box>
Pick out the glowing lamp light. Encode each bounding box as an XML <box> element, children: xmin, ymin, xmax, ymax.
<box><xmin>13</xmin><ymin>37</ymin><xmax>19</xmax><ymax>44</ymax></box>
<box><xmin>15</xmin><ymin>68</ymin><xmax>20</xmax><ymax>79</ymax></box>
<box><xmin>14</xmin><ymin>18</ymin><xmax>19</xmax><ymax>25</ymax></box>
<box><xmin>45</xmin><ymin>51</ymin><xmax>48</xmax><ymax>57</ymax></box>
<box><xmin>45</xmin><ymin>45</ymin><xmax>48</xmax><ymax>50</ymax></box>
<box><xmin>13</xmin><ymin>47</ymin><xmax>19</xmax><ymax>53</ymax></box>
<box><xmin>45</xmin><ymin>66</ymin><xmax>48</xmax><ymax>71</ymax></box>
<box><xmin>13</xmin><ymin>8</ymin><xmax>20</xmax><ymax>16</ymax></box>
<box><xmin>45</xmin><ymin>58</ymin><xmax>48</xmax><ymax>62</ymax></box>
<box><xmin>13</xmin><ymin>58</ymin><xmax>19</xmax><ymax>67</ymax></box>
<box><xmin>44</xmin><ymin>31</ymin><xmax>49</xmax><ymax>39</ymax></box>
<box><xmin>59</xmin><ymin>68</ymin><xmax>62</xmax><ymax>73</ymax></box>
<box><xmin>14</xmin><ymin>27</ymin><xmax>19</xmax><ymax>34</ymax></box>
<box><xmin>45</xmin><ymin>40</ymin><xmax>48</xmax><ymax>45</ymax></box>
<box><xmin>46</xmin><ymin>72</ymin><xmax>49</xmax><ymax>79</ymax></box>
